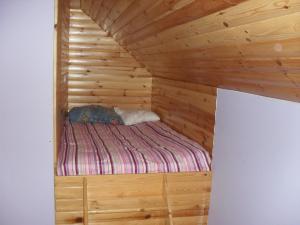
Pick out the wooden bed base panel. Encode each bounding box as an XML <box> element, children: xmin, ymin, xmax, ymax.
<box><xmin>55</xmin><ymin>172</ymin><xmax>211</xmax><ymax>225</ymax></box>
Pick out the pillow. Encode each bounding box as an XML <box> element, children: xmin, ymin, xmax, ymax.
<box><xmin>69</xmin><ymin>105</ymin><xmax>123</xmax><ymax>125</ymax></box>
<box><xmin>114</xmin><ymin>107</ymin><xmax>160</xmax><ymax>125</ymax></box>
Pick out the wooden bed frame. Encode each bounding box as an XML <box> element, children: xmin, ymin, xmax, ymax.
<box><xmin>55</xmin><ymin>172</ymin><xmax>211</xmax><ymax>225</ymax></box>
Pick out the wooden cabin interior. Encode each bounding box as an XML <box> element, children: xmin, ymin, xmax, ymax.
<box><xmin>53</xmin><ymin>0</ymin><xmax>300</xmax><ymax>225</ymax></box>
<box><xmin>2</xmin><ymin>0</ymin><xmax>300</xmax><ymax>224</ymax></box>
<box><xmin>52</xmin><ymin>1</ymin><xmax>300</xmax><ymax>225</ymax></box>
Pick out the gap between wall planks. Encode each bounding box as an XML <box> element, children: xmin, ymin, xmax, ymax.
<box><xmin>55</xmin><ymin>172</ymin><xmax>211</xmax><ymax>225</ymax></box>
<box><xmin>81</xmin><ymin>0</ymin><xmax>300</xmax><ymax>103</ymax></box>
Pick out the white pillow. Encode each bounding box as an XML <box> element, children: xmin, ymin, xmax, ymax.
<box><xmin>114</xmin><ymin>107</ymin><xmax>160</xmax><ymax>125</ymax></box>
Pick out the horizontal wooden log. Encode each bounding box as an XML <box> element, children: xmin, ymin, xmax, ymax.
<box><xmin>68</xmin><ymin>96</ymin><xmax>150</xmax><ymax>104</ymax></box>
<box><xmin>68</xmin><ymin>88</ymin><xmax>151</xmax><ymax>97</ymax></box>
<box><xmin>68</xmin><ymin>103</ymin><xmax>151</xmax><ymax>110</ymax></box>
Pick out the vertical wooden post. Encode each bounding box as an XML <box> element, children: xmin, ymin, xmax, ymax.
<box><xmin>163</xmin><ymin>174</ymin><xmax>173</xmax><ymax>225</ymax></box>
<box><xmin>83</xmin><ymin>177</ymin><xmax>88</xmax><ymax>225</ymax></box>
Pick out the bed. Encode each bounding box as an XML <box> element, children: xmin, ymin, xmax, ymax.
<box><xmin>57</xmin><ymin>121</ymin><xmax>211</xmax><ymax>176</ymax></box>
<box><xmin>55</xmin><ymin>120</ymin><xmax>212</xmax><ymax>225</ymax></box>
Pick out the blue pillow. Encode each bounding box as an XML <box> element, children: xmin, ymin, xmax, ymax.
<box><xmin>69</xmin><ymin>105</ymin><xmax>123</xmax><ymax>125</ymax></box>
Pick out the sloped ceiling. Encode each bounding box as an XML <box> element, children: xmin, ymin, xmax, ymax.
<box><xmin>80</xmin><ymin>0</ymin><xmax>300</xmax><ymax>102</ymax></box>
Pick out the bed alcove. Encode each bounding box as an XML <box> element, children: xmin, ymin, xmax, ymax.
<box><xmin>54</xmin><ymin>0</ymin><xmax>300</xmax><ymax>225</ymax></box>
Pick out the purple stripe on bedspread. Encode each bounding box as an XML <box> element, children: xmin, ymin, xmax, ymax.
<box><xmin>57</xmin><ymin>121</ymin><xmax>211</xmax><ymax>176</ymax></box>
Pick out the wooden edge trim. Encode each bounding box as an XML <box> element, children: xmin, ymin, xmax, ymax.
<box><xmin>163</xmin><ymin>174</ymin><xmax>173</xmax><ymax>225</ymax></box>
<box><xmin>53</xmin><ymin>0</ymin><xmax>59</xmax><ymax>174</ymax></box>
<box><xmin>53</xmin><ymin>1</ymin><xmax>59</xmax><ymax>224</ymax></box>
<box><xmin>83</xmin><ymin>177</ymin><xmax>88</xmax><ymax>225</ymax></box>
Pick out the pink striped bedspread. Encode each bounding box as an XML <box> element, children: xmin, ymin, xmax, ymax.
<box><xmin>57</xmin><ymin>121</ymin><xmax>211</xmax><ymax>176</ymax></box>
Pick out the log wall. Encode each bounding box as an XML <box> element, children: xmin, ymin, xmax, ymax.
<box><xmin>67</xmin><ymin>8</ymin><xmax>152</xmax><ymax>110</ymax></box>
<box><xmin>152</xmin><ymin>78</ymin><xmax>216</xmax><ymax>153</ymax></box>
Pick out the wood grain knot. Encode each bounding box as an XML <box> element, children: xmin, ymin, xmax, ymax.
<box><xmin>75</xmin><ymin>217</ymin><xmax>83</xmax><ymax>223</ymax></box>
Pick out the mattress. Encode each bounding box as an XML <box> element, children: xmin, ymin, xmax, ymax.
<box><xmin>57</xmin><ymin>121</ymin><xmax>211</xmax><ymax>176</ymax></box>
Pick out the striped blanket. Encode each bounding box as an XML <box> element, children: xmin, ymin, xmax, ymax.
<box><xmin>57</xmin><ymin>121</ymin><xmax>211</xmax><ymax>176</ymax></box>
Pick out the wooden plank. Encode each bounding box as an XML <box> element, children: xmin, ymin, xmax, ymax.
<box><xmin>56</xmin><ymin>211</ymin><xmax>84</xmax><ymax>225</ymax></box>
<box><xmin>127</xmin><ymin>0</ymin><xmax>300</xmax><ymax>50</ymax></box>
<box><xmin>121</xmin><ymin>0</ymin><xmax>245</xmax><ymax>45</ymax></box>
<box><xmin>55</xmin><ymin>176</ymin><xmax>84</xmax><ymax>187</ymax></box>
<box><xmin>102</xmin><ymin>0</ymin><xmax>135</xmax><ymax>31</ymax></box>
<box><xmin>88</xmin><ymin>218</ymin><xmax>168</xmax><ymax>225</ymax></box>
<box><xmin>107</xmin><ymin>0</ymin><xmax>154</xmax><ymax>35</ymax></box>
<box><xmin>68</xmin><ymin>80</ymin><xmax>151</xmax><ymax>89</ymax></box>
<box><xmin>172</xmin><ymin>215</ymin><xmax>208</xmax><ymax>225</ymax></box>
<box><xmin>68</xmin><ymin>88</ymin><xmax>151</xmax><ymax>97</ymax></box>
<box><xmin>55</xmin><ymin>186</ymin><xmax>83</xmax><ymax>200</ymax></box>
<box><xmin>56</xmin><ymin>199</ymin><xmax>84</xmax><ymax>212</ymax></box>
<box><xmin>68</xmin><ymin>103</ymin><xmax>151</xmax><ymax>110</ymax></box>
<box><xmin>88</xmin><ymin>210</ymin><xmax>168</xmax><ymax>224</ymax></box>
<box><xmin>113</xmin><ymin>0</ymin><xmax>183</xmax><ymax>42</ymax></box>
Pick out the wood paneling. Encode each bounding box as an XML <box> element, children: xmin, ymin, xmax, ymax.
<box><xmin>70</xmin><ymin>0</ymin><xmax>81</xmax><ymax>9</ymax></box>
<box><xmin>67</xmin><ymin>8</ymin><xmax>152</xmax><ymax>110</ymax></box>
<box><xmin>54</xmin><ymin>0</ymin><xmax>70</xmax><ymax>167</ymax></box>
<box><xmin>152</xmin><ymin>78</ymin><xmax>216</xmax><ymax>153</ymax></box>
<box><xmin>55</xmin><ymin>172</ymin><xmax>211</xmax><ymax>225</ymax></box>
<box><xmin>55</xmin><ymin>176</ymin><xmax>84</xmax><ymax>225</ymax></box>
<box><xmin>82</xmin><ymin>0</ymin><xmax>300</xmax><ymax>102</ymax></box>
<box><xmin>80</xmin><ymin>0</ymin><xmax>219</xmax><ymax>153</ymax></box>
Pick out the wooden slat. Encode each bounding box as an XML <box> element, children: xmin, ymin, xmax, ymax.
<box><xmin>127</xmin><ymin>0</ymin><xmax>300</xmax><ymax>50</ymax></box>
<box><xmin>55</xmin><ymin>176</ymin><xmax>83</xmax><ymax>186</ymax></box>
<box><xmin>119</xmin><ymin>0</ymin><xmax>245</xmax><ymax>45</ymax></box>
<box><xmin>113</xmin><ymin>0</ymin><xmax>183</xmax><ymax>42</ymax></box>
<box><xmin>108</xmin><ymin>0</ymin><xmax>154</xmax><ymax>36</ymax></box>
<box><xmin>56</xmin><ymin>211</ymin><xmax>84</xmax><ymax>225</ymax></box>
<box><xmin>102</xmin><ymin>0</ymin><xmax>135</xmax><ymax>31</ymax></box>
<box><xmin>56</xmin><ymin>199</ymin><xmax>84</xmax><ymax>212</ymax></box>
<box><xmin>68</xmin><ymin>103</ymin><xmax>151</xmax><ymax>110</ymax></box>
<box><xmin>88</xmin><ymin>210</ymin><xmax>168</xmax><ymax>224</ymax></box>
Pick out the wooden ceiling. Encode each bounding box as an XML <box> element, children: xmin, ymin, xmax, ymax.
<box><xmin>80</xmin><ymin>0</ymin><xmax>300</xmax><ymax>102</ymax></box>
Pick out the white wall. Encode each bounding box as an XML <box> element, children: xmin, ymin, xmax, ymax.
<box><xmin>209</xmin><ymin>89</ymin><xmax>300</xmax><ymax>225</ymax></box>
<box><xmin>0</xmin><ymin>1</ymin><xmax>54</xmax><ymax>225</ymax></box>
